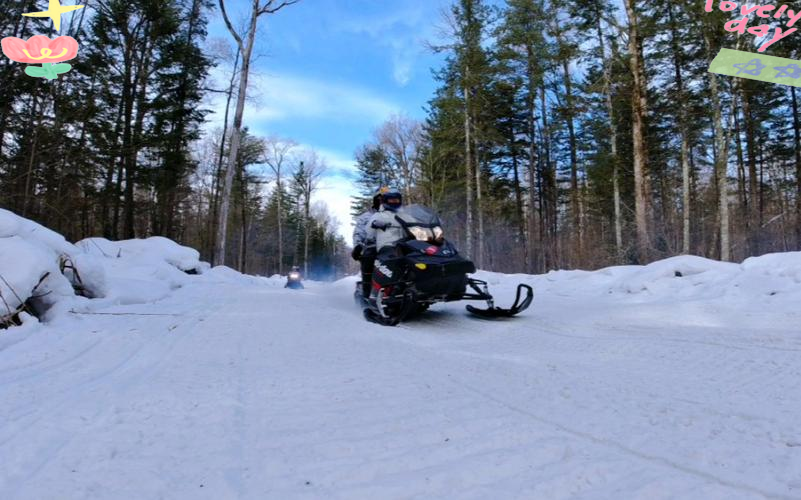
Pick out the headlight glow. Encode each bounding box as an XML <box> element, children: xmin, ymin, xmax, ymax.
<box><xmin>289</xmin><ymin>273</ymin><xmax>300</xmax><ymax>279</ymax></box>
<box><xmin>409</xmin><ymin>227</ymin><xmax>434</xmax><ymax>242</ymax></box>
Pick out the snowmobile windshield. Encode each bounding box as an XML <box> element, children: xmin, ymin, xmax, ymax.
<box><xmin>395</xmin><ymin>204</ymin><xmax>441</xmax><ymax>228</ymax></box>
<box><xmin>395</xmin><ymin>205</ymin><xmax>445</xmax><ymax>244</ymax></box>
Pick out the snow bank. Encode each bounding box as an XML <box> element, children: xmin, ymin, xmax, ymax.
<box><xmin>74</xmin><ymin>237</ymin><xmax>205</xmax><ymax>305</ymax></box>
<box><xmin>532</xmin><ymin>253</ymin><xmax>801</xmax><ymax>305</ymax></box>
<box><xmin>76</xmin><ymin>237</ymin><xmax>202</xmax><ymax>273</ymax></box>
<box><xmin>0</xmin><ymin>209</ymin><xmax>260</xmax><ymax>326</ymax></box>
<box><xmin>0</xmin><ymin>209</ymin><xmax>83</xmax><ymax>321</ymax></box>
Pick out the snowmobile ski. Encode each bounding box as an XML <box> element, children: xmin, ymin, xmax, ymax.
<box><xmin>464</xmin><ymin>281</ymin><xmax>533</xmax><ymax>319</ymax></box>
<box><xmin>465</xmin><ymin>285</ymin><xmax>533</xmax><ymax>318</ymax></box>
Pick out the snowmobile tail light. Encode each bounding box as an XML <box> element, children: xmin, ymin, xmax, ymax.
<box><xmin>415</xmin><ymin>263</ymin><xmax>427</xmax><ymax>270</ymax></box>
<box><xmin>409</xmin><ymin>226</ymin><xmax>434</xmax><ymax>242</ymax></box>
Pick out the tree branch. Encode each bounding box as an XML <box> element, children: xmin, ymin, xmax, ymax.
<box><xmin>219</xmin><ymin>0</ymin><xmax>246</xmax><ymax>52</ymax></box>
<box><xmin>259</xmin><ymin>0</ymin><xmax>301</xmax><ymax>15</ymax></box>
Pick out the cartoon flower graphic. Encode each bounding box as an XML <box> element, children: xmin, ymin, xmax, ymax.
<box><xmin>1</xmin><ymin>35</ymin><xmax>79</xmax><ymax>80</ymax></box>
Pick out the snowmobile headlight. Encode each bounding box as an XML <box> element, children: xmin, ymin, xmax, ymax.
<box><xmin>409</xmin><ymin>226</ymin><xmax>434</xmax><ymax>242</ymax></box>
<box><xmin>289</xmin><ymin>272</ymin><xmax>300</xmax><ymax>280</ymax></box>
<box><xmin>433</xmin><ymin>226</ymin><xmax>444</xmax><ymax>243</ymax></box>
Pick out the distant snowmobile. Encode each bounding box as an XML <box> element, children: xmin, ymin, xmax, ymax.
<box><xmin>355</xmin><ymin>205</ymin><xmax>533</xmax><ymax>326</ymax></box>
<box><xmin>285</xmin><ymin>267</ymin><xmax>304</xmax><ymax>290</ymax></box>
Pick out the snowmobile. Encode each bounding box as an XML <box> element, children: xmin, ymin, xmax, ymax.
<box><xmin>285</xmin><ymin>267</ymin><xmax>304</xmax><ymax>290</ymax></box>
<box><xmin>355</xmin><ymin>205</ymin><xmax>533</xmax><ymax>326</ymax></box>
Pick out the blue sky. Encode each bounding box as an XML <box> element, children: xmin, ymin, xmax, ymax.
<box><xmin>205</xmin><ymin>0</ymin><xmax>452</xmax><ymax>240</ymax></box>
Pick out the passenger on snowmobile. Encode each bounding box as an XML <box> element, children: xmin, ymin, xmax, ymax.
<box><xmin>285</xmin><ymin>266</ymin><xmax>304</xmax><ymax>289</ymax></box>
<box><xmin>352</xmin><ymin>187</ymin><xmax>390</xmax><ymax>300</ymax></box>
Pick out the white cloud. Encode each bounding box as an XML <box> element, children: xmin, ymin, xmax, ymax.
<box><xmin>247</xmin><ymin>72</ymin><xmax>401</xmax><ymax>124</ymax></box>
<box><xmin>306</xmin><ymin>145</ymin><xmax>357</xmax><ymax>176</ymax></box>
<box><xmin>202</xmin><ymin>67</ymin><xmax>401</xmax><ymax>131</ymax></box>
<box><xmin>392</xmin><ymin>49</ymin><xmax>414</xmax><ymax>86</ymax></box>
<box><xmin>334</xmin><ymin>4</ymin><xmax>437</xmax><ymax>88</ymax></box>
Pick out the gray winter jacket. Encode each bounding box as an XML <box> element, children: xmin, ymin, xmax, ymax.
<box><xmin>366</xmin><ymin>207</ymin><xmax>407</xmax><ymax>252</ymax></box>
<box><xmin>352</xmin><ymin>209</ymin><xmax>377</xmax><ymax>249</ymax></box>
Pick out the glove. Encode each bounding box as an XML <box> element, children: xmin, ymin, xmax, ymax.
<box><xmin>351</xmin><ymin>244</ymin><xmax>363</xmax><ymax>261</ymax></box>
<box><xmin>371</xmin><ymin>221</ymin><xmax>389</xmax><ymax>230</ymax></box>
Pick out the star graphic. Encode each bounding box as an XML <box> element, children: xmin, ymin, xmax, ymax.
<box><xmin>774</xmin><ymin>64</ymin><xmax>801</xmax><ymax>79</ymax></box>
<box><xmin>733</xmin><ymin>58</ymin><xmax>766</xmax><ymax>76</ymax></box>
<box><xmin>23</xmin><ymin>0</ymin><xmax>84</xmax><ymax>32</ymax></box>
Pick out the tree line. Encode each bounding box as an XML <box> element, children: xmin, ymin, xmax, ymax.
<box><xmin>0</xmin><ymin>0</ymin><xmax>349</xmax><ymax>279</ymax></box>
<box><xmin>353</xmin><ymin>0</ymin><xmax>801</xmax><ymax>273</ymax></box>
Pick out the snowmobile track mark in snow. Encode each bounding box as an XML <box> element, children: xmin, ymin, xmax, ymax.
<box><xmin>448</xmin><ymin>379</ymin><xmax>797</xmax><ymax>500</ymax></box>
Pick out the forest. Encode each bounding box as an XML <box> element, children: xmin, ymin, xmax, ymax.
<box><xmin>2</xmin><ymin>0</ymin><xmax>801</xmax><ymax>278</ymax></box>
<box><xmin>0</xmin><ymin>0</ymin><xmax>348</xmax><ymax>280</ymax></box>
<box><xmin>353</xmin><ymin>0</ymin><xmax>801</xmax><ymax>273</ymax></box>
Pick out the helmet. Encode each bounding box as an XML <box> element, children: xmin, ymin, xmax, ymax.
<box><xmin>381</xmin><ymin>190</ymin><xmax>402</xmax><ymax>211</ymax></box>
<box><xmin>372</xmin><ymin>186</ymin><xmax>391</xmax><ymax>210</ymax></box>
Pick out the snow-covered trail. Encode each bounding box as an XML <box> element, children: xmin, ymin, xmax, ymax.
<box><xmin>1</xmin><ymin>277</ymin><xmax>800</xmax><ymax>499</ymax></box>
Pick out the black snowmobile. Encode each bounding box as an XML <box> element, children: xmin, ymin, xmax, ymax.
<box><xmin>355</xmin><ymin>205</ymin><xmax>533</xmax><ymax>326</ymax></box>
<box><xmin>285</xmin><ymin>267</ymin><xmax>304</xmax><ymax>290</ymax></box>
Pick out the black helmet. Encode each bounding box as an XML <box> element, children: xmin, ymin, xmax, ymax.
<box><xmin>381</xmin><ymin>190</ymin><xmax>402</xmax><ymax>211</ymax></box>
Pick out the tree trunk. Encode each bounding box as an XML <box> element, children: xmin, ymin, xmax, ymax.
<box><xmin>624</xmin><ymin>0</ymin><xmax>652</xmax><ymax>263</ymax></box>
<box><xmin>742</xmin><ymin>87</ymin><xmax>760</xmax><ymax>255</ymax></box>
<box><xmin>561</xmin><ymin>56</ymin><xmax>581</xmax><ymax>265</ymax></box>
<box><xmin>277</xmin><ymin>175</ymin><xmax>283</xmax><ymax>275</ymax></box>
<box><xmin>526</xmin><ymin>46</ymin><xmax>538</xmax><ymax>273</ymax></box>
<box><xmin>510</xmin><ymin>124</ymin><xmax>527</xmax><ymax>270</ymax></box>
<box><xmin>709</xmin><ymin>72</ymin><xmax>731</xmax><ymax>261</ymax></box>
<box><xmin>102</xmin><ymin>100</ymin><xmax>126</xmax><ymax>239</ymax></box>
<box><xmin>474</xmin><ymin>138</ymin><xmax>484</xmax><ymax>269</ymax></box>
<box><xmin>236</xmin><ymin>165</ymin><xmax>247</xmax><ymax>272</ymax></box>
<box><xmin>210</xmin><ymin>49</ymin><xmax>241</xmax><ymax>263</ymax></box>
<box><xmin>792</xmin><ymin>85</ymin><xmax>801</xmax><ymax>250</ymax></box>
<box><xmin>464</xmin><ymin>80</ymin><xmax>474</xmax><ymax>259</ymax></box>
<box><xmin>540</xmin><ymin>84</ymin><xmax>557</xmax><ymax>270</ymax></box>
<box><xmin>304</xmin><ymin>196</ymin><xmax>311</xmax><ymax>277</ymax></box>
<box><xmin>215</xmin><ymin>0</ymin><xmax>259</xmax><ymax>266</ymax></box>
<box><xmin>734</xmin><ymin>99</ymin><xmax>748</xmax><ymax>240</ymax></box>
<box><xmin>666</xmin><ymin>2</ymin><xmax>692</xmax><ymax>255</ymax></box>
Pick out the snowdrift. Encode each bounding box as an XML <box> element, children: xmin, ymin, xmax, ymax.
<box><xmin>0</xmin><ymin>209</ymin><xmax>268</xmax><ymax>326</ymax></box>
<box><xmin>0</xmin><ymin>208</ymin><xmax>92</xmax><ymax>324</ymax></box>
<box><xmin>540</xmin><ymin>253</ymin><xmax>801</xmax><ymax>303</ymax></box>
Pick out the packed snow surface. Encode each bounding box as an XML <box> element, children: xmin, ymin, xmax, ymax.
<box><xmin>1</xmin><ymin>216</ymin><xmax>801</xmax><ymax>498</ymax></box>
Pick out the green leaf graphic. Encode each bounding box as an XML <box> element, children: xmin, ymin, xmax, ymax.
<box><xmin>53</xmin><ymin>63</ymin><xmax>72</xmax><ymax>74</ymax></box>
<box><xmin>25</xmin><ymin>66</ymin><xmax>46</xmax><ymax>78</ymax></box>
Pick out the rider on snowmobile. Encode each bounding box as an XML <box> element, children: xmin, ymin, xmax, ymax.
<box><xmin>285</xmin><ymin>265</ymin><xmax>304</xmax><ymax>289</ymax></box>
<box><xmin>365</xmin><ymin>190</ymin><xmax>406</xmax><ymax>258</ymax></box>
<box><xmin>352</xmin><ymin>187</ymin><xmax>390</xmax><ymax>299</ymax></box>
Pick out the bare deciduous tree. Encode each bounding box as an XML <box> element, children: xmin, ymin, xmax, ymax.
<box><xmin>215</xmin><ymin>0</ymin><xmax>300</xmax><ymax>266</ymax></box>
<box><xmin>293</xmin><ymin>152</ymin><xmax>325</xmax><ymax>276</ymax></box>
<box><xmin>263</xmin><ymin>136</ymin><xmax>297</xmax><ymax>275</ymax></box>
<box><xmin>376</xmin><ymin>115</ymin><xmax>423</xmax><ymax>203</ymax></box>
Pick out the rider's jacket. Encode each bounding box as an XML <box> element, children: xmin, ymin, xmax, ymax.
<box><xmin>352</xmin><ymin>209</ymin><xmax>377</xmax><ymax>249</ymax></box>
<box><xmin>366</xmin><ymin>206</ymin><xmax>406</xmax><ymax>252</ymax></box>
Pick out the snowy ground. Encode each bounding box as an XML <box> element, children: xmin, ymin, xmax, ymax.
<box><xmin>2</xmin><ymin>255</ymin><xmax>801</xmax><ymax>499</ymax></box>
